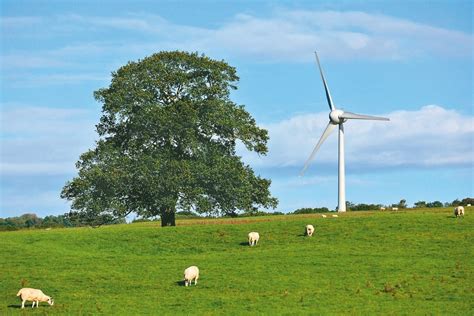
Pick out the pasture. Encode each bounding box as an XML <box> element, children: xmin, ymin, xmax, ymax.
<box><xmin>1</xmin><ymin>208</ymin><xmax>472</xmax><ymax>314</ymax></box>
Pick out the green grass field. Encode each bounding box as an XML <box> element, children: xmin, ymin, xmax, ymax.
<box><xmin>1</xmin><ymin>208</ymin><xmax>473</xmax><ymax>315</ymax></box>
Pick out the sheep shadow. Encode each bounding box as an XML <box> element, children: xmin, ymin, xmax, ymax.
<box><xmin>239</xmin><ymin>242</ymin><xmax>251</xmax><ymax>246</ymax></box>
<box><xmin>7</xmin><ymin>304</ymin><xmax>50</xmax><ymax>309</ymax></box>
<box><xmin>176</xmin><ymin>280</ymin><xmax>186</xmax><ymax>286</ymax></box>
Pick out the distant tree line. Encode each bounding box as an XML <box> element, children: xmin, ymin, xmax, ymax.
<box><xmin>348</xmin><ymin>197</ymin><xmax>472</xmax><ymax>210</ymax></box>
<box><xmin>346</xmin><ymin>202</ymin><xmax>382</xmax><ymax>211</ymax></box>
<box><xmin>414</xmin><ymin>197</ymin><xmax>473</xmax><ymax>208</ymax></box>
<box><xmin>0</xmin><ymin>213</ymin><xmax>70</xmax><ymax>231</ymax></box>
<box><xmin>290</xmin><ymin>207</ymin><xmax>330</xmax><ymax>214</ymax></box>
<box><xmin>309</xmin><ymin>197</ymin><xmax>472</xmax><ymax>212</ymax></box>
<box><xmin>0</xmin><ymin>212</ymin><xmax>126</xmax><ymax>231</ymax></box>
<box><xmin>2</xmin><ymin>197</ymin><xmax>471</xmax><ymax>230</ymax></box>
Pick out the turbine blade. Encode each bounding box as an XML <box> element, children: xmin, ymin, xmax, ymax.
<box><xmin>300</xmin><ymin>122</ymin><xmax>336</xmax><ymax>176</ymax></box>
<box><xmin>340</xmin><ymin>111</ymin><xmax>390</xmax><ymax>121</ymax></box>
<box><xmin>314</xmin><ymin>52</ymin><xmax>335</xmax><ymax>111</ymax></box>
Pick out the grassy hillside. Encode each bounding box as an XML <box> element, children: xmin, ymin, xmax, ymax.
<box><xmin>1</xmin><ymin>208</ymin><xmax>472</xmax><ymax>314</ymax></box>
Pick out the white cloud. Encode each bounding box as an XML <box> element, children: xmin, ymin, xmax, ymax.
<box><xmin>1</xmin><ymin>104</ymin><xmax>471</xmax><ymax>216</ymax></box>
<box><xmin>194</xmin><ymin>10</ymin><xmax>472</xmax><ymax>61</ymax></box>
<box><xmin>57</xmin><ymin>13</ymin><xmax>158</xmax><ymax>32</ymax></box>
<box><xmin>9</xmin><ymin>73</ymin><xmax>109</xmax><ymax>86</ymax></box>
<box><xmin>1</xmin><ymin>9</ymin><xmax>471</xmax><ymax>73</ymax></box>
<box><xmin>0</xmin><ymin>106</ymin><xmax>99</xmax><ymax>175</ymax></box>
<box><xmin>0</xmin><ymin>189</ymin><xmax>70</xmax><ymax>217</ymax></box>
<box><xmin>0</xmin><ymin>162</ymin><xmax>76</xmax><ymax>175</ymax></box>
<box><xmin>241</xmin><ymin>105</ymin><xmax>474</xmax><ymax>170</ymax></box>
<box><xmin>0</xmin><ymin>55</ymin><xmax>70</xmax><ymax>69</ymax></box>
<box><xmin>92</xmin><ymin>10</ymin><xmax>473</xmax><ymax>60</ymax></box>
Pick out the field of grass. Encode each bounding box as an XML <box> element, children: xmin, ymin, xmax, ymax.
<box><xmin>1</xmin><ymin>207</ymin><xmax>473</xmax><ymax>314</ymax></box>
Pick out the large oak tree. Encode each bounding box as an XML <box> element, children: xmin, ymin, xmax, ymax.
<box><xmin>61</xmin><ymin>51</ymin><xmax>278</xmax><ymax>226</ymax></box>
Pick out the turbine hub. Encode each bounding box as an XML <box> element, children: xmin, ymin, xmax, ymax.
<box><xmin>329</xmin><ymin>109</ymin><xmax>345</xmax><ymax>124</ymax></box>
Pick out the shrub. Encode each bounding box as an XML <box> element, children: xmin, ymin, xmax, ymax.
<box><xmin>291</xmin><ymin>207</ymin><xmax>330</xmax><ymax>214</ymax></box>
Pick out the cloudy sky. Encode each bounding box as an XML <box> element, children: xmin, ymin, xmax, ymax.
<box><xmin>1</xmin><ymin>0</ymin><xmax>472</xmax><ymax>217</ymax></box>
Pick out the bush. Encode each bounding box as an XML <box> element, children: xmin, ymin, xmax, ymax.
<box><xmin>426</xmin><ymin>201</ymin><xmax>443</xmax><ymax>208</ymax></box>
<box><xmin>347</xmin><ymin>203</ymin><xmax>382</xmax><ymax>211</ymax></box>
<box><xmin>131</xmin><ymin>218</ymin><xmax>153</xmax><ymax>223</ymax></box>
<box><xmin>246</xmin><ymin>211</ymin><xmax>285</xmax><ymax>217</ymax></box>
<box><xmin>291</xmin><ymin>207</ymin><xmax>330</xmax><ymax>214</ymax></box>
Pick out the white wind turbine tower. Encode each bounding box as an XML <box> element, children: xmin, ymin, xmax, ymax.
<box><xmin>300</xmin><ymin>52</ymin><xmax>389</xmax><ymax>212</ymax></box>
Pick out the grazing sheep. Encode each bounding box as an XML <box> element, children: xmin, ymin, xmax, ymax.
<box><xmin>184</xmin><ymin>266</ymin><xmax>199</xmax><ymax>287</ymax></box>
<box><xmin>332</xmin><ymin>214</ymin><xmax>338</xmax><ymax>218</ymax></box>
<box><xmin>380</xmin><ymin>207</ymin><xmax>386</xmax><ymax>211</ymax></box>
<box><xmin>16</xmin><ymin>288</ymin><xmax>54</xmax><ymax>309</ymax></box>
<box><xmin>248</xmin><ymin>232</ymin><xmax>260</xmax><ymax>246</ymax></box>
<box><xmin>321</xmin><ymin>214</ymin><xmax>327</xmax><ymax>218</ymax></box>
<box><xmin>305</xmin><ymin>224</ymin><xmax>315</xmax><ymax>237</ymax></box>
<box><xmin>454</xmin><ymin>206</ymin><xmax>465</xmax><ymax>217</ymax></box>
<box><xmin>392</xmin><ymin>207</ymin><xmax>399</xmax><ymax>211</ymax></box>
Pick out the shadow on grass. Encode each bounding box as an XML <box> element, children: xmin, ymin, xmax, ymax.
<box><xmin>177</xmin><ymin>280</ymin><xmax>201</xmax><ymax>287</ymax></box>
<box><xmin>239</xmin><ymin>242</ymin><xmax>262</xmax><ymax>247</ymax></box>
<box><xmin>8</xmin><ymin>304</ymin><xmax>52</xmax><ymax>309</ymax></box>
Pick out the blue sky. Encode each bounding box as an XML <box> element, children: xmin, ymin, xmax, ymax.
<box><xmin>1</xmin><ymin>0</ymin><xmax>473</xmax><ymax>217</ymax></box>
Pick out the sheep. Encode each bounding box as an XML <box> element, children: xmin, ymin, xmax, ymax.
<box><xmin>321</xmin><ymin>214</ymin><xmax>327</xmax><ymax>218</ymax></box>
<box><xmin>454</xmin><ymin>206</ymin><xmax>465</xmax><ymax>217</ymax></box>
<box><xmin>380</xmin><ymin>207</ymin><xmax>386</xmax><ymax>211</ymax></box>
<box><xmin>16</xmin><ymin>288</ymin><xmax>54</xmax><ymax>309</ymax></box>
<box><xmin>248</xmin><ymin>232</ymin><xmax>260</xmax><ymax>246</ymax></box>
<box><xmin>184</xmin><ymin>266</ymin><xmax>199</xmax><ymax>287</ymax></box>
<box><xmin>392</xmin><ymin>207</ymin><xmax>399</xmax><ymax>211</ymax></box>
<box><xmin>305</xmin><ymin>224</ymin><xmax>315</xmax><ymax>237</ymax></box>
<box><xmin>332</xmin><ymin>214</ymin><xmax>338</xmax><ymax>218</ymax></box>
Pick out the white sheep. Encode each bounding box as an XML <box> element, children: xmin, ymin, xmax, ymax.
<box><xmin>332</xmin><ymin>214</ymin><xmax>338</xmax><ymax>218</ymax></box>
<box><xmin>305</xmin><ymin>224</ymin><xmax>315</xmax><ymax>237</ymax></box>
<box><xmin>248</xmin><ymin>232</ymin><xmax>260</xmax><ymax>246</ymax></box>
<box><xmin>392</xmin><ymin>207</ymin><xmax>399</xmax><ymax>211</ymax></box>
<box><xmin>184</xmin><ymin>266</ymin><xmax>199</xmax><ymax>287</ymax></box>
<box><xmin>321</xmin><ymin>214</ymin><xmax>327</xmax><ymax>218</ymax></box>
<box><xmin>454</xmin><ymin>206</ymin><xmax>465</xmax><ymax>217</ymax></box>
<box><xmin>16</xmin><ymin>288</ymin><xmax>54</xmax><ymax>309</ymax></box>
<box><xmin>380</xmin><ymin>207</ymin><xmax>386</xmax><ymax>211</ymax></box>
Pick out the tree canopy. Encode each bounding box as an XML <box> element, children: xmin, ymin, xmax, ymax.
<box><xmin>61</xmin><ymin>51</ymin><xmax>278</xmax><ymax>226</ymax></box>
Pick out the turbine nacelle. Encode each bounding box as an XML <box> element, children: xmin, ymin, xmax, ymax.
<box><xmin>329</xmin><ymin>109</ymin><xmax>346</xmax><ymax>124</ymax></box>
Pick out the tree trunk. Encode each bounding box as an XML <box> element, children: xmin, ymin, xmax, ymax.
<box><xmin>160</xmin><ymin>207</ymin><xmax>176</xmax><ymax>227</ymax></box>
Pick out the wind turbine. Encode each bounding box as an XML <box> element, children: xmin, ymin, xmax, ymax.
<box><xmin>300</xmin><ymin>52</ymin><xmax>389</xmax><ymax>212</ymax></box>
